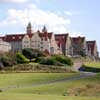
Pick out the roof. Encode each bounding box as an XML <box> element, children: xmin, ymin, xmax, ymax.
<box><xmin>0</xmin><ymin>31</ymin><xmax>53</xmax><ymax>42</ymax></box>
<box><xmin>55</xmin><ymin>34</ymin><xmax>69</xmax><ymax>48</ymax></box>
<box><xmin>3</xmin><ymin>34</ymin><xmax>25</xmax><ymax>42</ymax></box>
<box><xmin>38</xmin><ymin>32</ymin><xmax>53</xmax><ymax>41</ymax></box>
<box><xmin>71</xmin><ymin>36</ymin><xmax>85</xmax><ymax>44</ymax></box>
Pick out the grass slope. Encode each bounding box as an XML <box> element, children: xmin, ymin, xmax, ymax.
<box><xmin>0</xmin><ymin>73</ymin><xmax>100</xmax><ymax>100</ymax></box>
<box><xmin>0</xmin><ymin>93</ymin><xmax>100</xmax><ymax>100</ymax></box>
<box><xmin>0</xmin><ymin>73</ymin><xmax>75</xmax><ymax>88</ymax></box>
<box><xmin>6</xmin><ymin>74</ymin><xmax>100</xmax><ymax>96</ymax></box>
<box><xmin>85</xmin><ymin>62</ymin><xmax>100</xmax><ymax>68</ymax></box>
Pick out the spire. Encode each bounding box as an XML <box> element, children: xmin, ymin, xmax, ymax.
<box><xmin>42</xmin><ymin>25</ymin><xmax>47</xmax><ymax>33</ymax></box>
<box><xmin>26</xmin><ymin>22</ymin><xmax>32</xmax><ymax>34</ymax></box>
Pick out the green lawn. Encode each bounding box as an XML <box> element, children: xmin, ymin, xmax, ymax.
<box><xmin>0</xmin><ymin>73</ymin><xmax>100</xmax><ymax>100</ymax></box>
<box><xmin>0</xmin><ymin>93</ymin><xmax>100</xmax><ymax>100</ymax></box>
<box><xmin>0</xmin><ymin>73</ymin><xmax>75</xmax><ymax>88</ymax></box>
<box><xmin>84</xmin><ymin>62</ymin><xmax>100</xmax><ymax>68</ymax></box>
<box><xmin>6</xmin><ymin>74</ymin><xmax>100</xmax><ymax>96</ymax></box>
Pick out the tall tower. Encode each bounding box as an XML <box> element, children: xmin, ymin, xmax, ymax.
<box><xmin>42</xmin><ymin>25</ymin><xmax>47</xmax><ymax>33</ymax></box>
<box><xmin>26</xmin><ymin>22</ymin><xmax>32</xmax><ymax>34</ymax></box>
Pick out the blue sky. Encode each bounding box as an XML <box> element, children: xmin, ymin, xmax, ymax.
<box><xmin>0</xmin><ymin>0</ymin><xmax>100</xmax><ymax>52</ymax></box>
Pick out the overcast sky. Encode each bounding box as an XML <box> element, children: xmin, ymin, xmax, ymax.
<box><xmin>0</xmin><ymin>0</ymin><xmax>100</xmax><ymax>52</ymax></box>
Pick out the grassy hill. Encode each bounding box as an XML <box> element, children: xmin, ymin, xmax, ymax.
<box><xmin>0</xmin><ymin>73</ymin><xmax>100</xmax><ymax>100</ymax></box>
<box><xmin>0</xmin><ymin>93</ymin><xmax>100</xmax><ymax>100</ymax></box>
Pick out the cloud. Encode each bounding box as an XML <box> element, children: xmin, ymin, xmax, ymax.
<box><xmin>0</xmin><ymin>0</ymin><xmax>28</xmax><ymax>3</ymax></box>
<box><xmin>0</xmin><ymin>4</ymin><xmax>71</xmax><ymax>33</ymax></box>
<box><xmin>64</xmin><ymin>11</ymin><xmax>73</xmax><ymax>16</ymax></box>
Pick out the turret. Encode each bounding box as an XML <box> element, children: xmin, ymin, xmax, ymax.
<box><xmin>26</xmin><ymin>22</ymin><xmax>32</xmax><ymax>34</ymax></box>
<box><xmin>42</xmin><ymin>26</ymin><xmax>47</xmax><ymax>33</ymax></box>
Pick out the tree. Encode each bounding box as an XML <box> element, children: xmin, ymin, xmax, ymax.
<box><xmin>22</xmin><ymin>48</ymin><xmax>45</xmax><ymax>62</ymax></box>
<box><xmin>16</xmin><ymin>52</ymin><xmax>29</xmax><ymax>64</ymax></box>
<box><xmin>22</xmin><ymin>48</ymin><xmax>34</xmax><ymax>62</ymax></box>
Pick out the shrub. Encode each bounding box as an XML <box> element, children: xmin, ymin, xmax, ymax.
<box><xmin>16</xmin><ymin>53</ymin><xmax>29</xmax><ymax>64</ymax></box>
<box><xmin>22</xmin><ymin>48</ymin><xmax>45</xmax><ymax>62</ymax></box>
<box><xmin>22</xmin><ymin>48</ymin><xmax>34</xmax><ymax>62</ymax></box>
<box><xmin>53</xmin><ymin>55</ymin><xmax>73</xmax><ymax>66</ymax></box>
<box><xmin>0</xmin><ymin>89</ymin><xmax>3</xmax><ymax>92</ymax></box>
<box><xmin>0</xmin><ymin>56</ymin><xmax>13</xmax><ymax>67</ymax></box>
<box><xmin>36</xmin><ymin>57</ymin><xmax>64</xmax><ymax>66</ymax></box>
<box><xmin>39</xmin><ymin>57</ymin><xmax>56</xmax><ymax>65</ymax></box>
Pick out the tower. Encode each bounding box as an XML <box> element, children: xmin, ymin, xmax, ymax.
<box><xmin>42</xmin><ymin>25</ymin><xmax>47</xmax><ymax>33</ymax></box>
<box><xmin>26</xmin><ymin>22</ymin><xmax>32</xmax><ymax>34</ymax></box>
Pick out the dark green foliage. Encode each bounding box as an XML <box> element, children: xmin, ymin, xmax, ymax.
<box><xmin>22</xmin><ymin>48</ymin><xmax>34</xmax><ymax>62</ymax></box>
<box><xmin>0</xmin><ymin>56</ymin><xmax>14</xmax><ymax>67</ymax></box>
<box><xmin>0</xmin><ymin>89</ymin><xmax>2</xmax><ymax>92</ymax></box>
<box><xmin>16</xmin><ymin>52</ymin><xmax>29</xmax><ymax>64</ymax></box>
<box><xmin>0</xmin><ymin>56</ymin><xmax>10</xmax><ymax>67</ymax></box>
<box><xmin>36</xmin><ymin>57</ymin><xmax>63</xmax><ymax>66</ymax></box>
<box><xmin>80</xmin><ymin>65</ymin><xmax>100</xmax><ymax>73</ymax></box>
<box><xmin>0</xmin><ymin>52</ymin><xmax>17</xmax><ymax>67</ymax></box>
<box><xmin>53</xmin><ymin>55</ymin><xmax>73</xmax><ymax>66</ymax></box>
<box><xmin>36</xmin><ymin>55</ymin><xmax>73</xmax><ymax>66</ymax></box>
<box><xmin>22</xmin><ymin>48</ymin><xmax>45</xmax><ymax>62</ymax></box>
<box><xmin>39</xmin><ymin>57</ymin><xmax>56</xmax><ymax>65</ymax></box>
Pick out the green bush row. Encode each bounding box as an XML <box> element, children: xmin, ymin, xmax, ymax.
<box><xmin>0</xmin><ymin>48</ymin><xmax>73</xmax><ymax>68</ymax></box>
<box><xmin>35</xmin><ymin>55</ymin><xmax>73</xmax><ymax>66</ymax></box>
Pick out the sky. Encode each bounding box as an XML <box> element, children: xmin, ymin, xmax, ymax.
<box><xmin>0</xmin><ymin>0</ymin><xmax>100</xmax><ymax>52</ymax></box>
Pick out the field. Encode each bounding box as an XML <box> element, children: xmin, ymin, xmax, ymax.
<box><xmin>0</xmin><ymin>93</ymin><xmax>100</xmax><ymax>100</ymax></box>
<box><xmin>84</xmin><ymin>62</ymin><xmax>100</xmax><ymax>68</ymax></box>
<box><xmin>0</xmin><ymin>73</ymin><xmax>100</xmax><ymax>100</ymax></box>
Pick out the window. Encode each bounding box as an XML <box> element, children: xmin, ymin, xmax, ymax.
<box><xmin>24</xmin><ymin>41</ymin><xmax>29</xmax><ymax>43</ymax></box>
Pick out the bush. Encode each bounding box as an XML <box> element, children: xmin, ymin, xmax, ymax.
<box><xmin>39</xmin><ymin>57</ymin><xmax>56</xmax><ymax>65</ymax></box>
<box><xmin>0</xmin><ymin>89</ymin><xmax>3</xmax><ymax>92</ymax></box>
<box><xmin>22</xmin><ymin>48</ymin><xmax>34</xmax><ymax>62</ymax></box>
<box><xmin>16</xmin><ymin>53</ymin><xmax>29</xmax><ymax>64</ymax></box>
<box><xmin>0</xmin><ymin>56</ymin><xmax>13</xmax><ymax>67</ymax></box>
<box><xmin>35</xmin><ymin>55</ymin><xmax>73</xmax><ymax>66</ymax></box>
<box><xmin>36</xmin><ymin>57</ymin><xmax>64</xmax><ymax>66</ymax></box>
<box><xmin>53</xmin><ymin>55</ymin><xmax>73</xmax><ymax>66</ymax></box>
<box><xmin>22</xmin><ymin>48</ymin><xmax>45</xmax><ymax>62</ymax></box>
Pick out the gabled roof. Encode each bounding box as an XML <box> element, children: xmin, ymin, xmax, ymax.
<box><xmin>38</xmin><ymin>32</ymin><xmax>53</xmax><ymax>41</ymax></box>
<box><xmin>71</xmin><ymin>36</ymin><xmax>85</xmax><ymax>44</ymax></box>
<box><xmin>55</xmin><ymin>34</ymin><xmax>69</xmax><ymax>48</ymax></box>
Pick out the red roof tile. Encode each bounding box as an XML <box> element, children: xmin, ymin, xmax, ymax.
<box><xmin>1</xmin><ymin>32</ymin><xmax>53</xmax><ymax>42</ymax></box>
<box><xmin>3</xmin><ymin>34</ymin><xmax>25</xmax><ymax>42</ymax></box>
<box><xmin>71</xmin><ymin>37</ymin><xmax>85</xmax><ymax>45</ymax></box>
<box><xmin>55</xmin><ymin>34</ymin><xmax>69</xmax><ymax>48</ymax></box>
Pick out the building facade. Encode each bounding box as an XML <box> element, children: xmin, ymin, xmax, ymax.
<box><xmin>70</xmin><ymin>36</ymin><xmax>87</xmax><ymax>57</ymax></box>
<box><xmin>1</xmin><ymin>23</ymin><xmax>62</xmax><ymax>55</ymax></box>
<box><xmin>0</xmin><ymin>22</ymin><xmax>99</xmax><ymax>58</ymax></box>
<box><xmin>0</xmin><ymin>39</ymin><xmax>11</xmax><ymax>53</ymax></box>
<box><xmin>86</xmin><ymin>41</ymin><xmax>99</xmax><ymax>58</ymax></box>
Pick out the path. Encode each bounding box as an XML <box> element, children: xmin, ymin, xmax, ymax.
<box><xmin>73</xmin><ymin>61</ymin><xmax>83</xmax><ymax>71</ymax></box>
